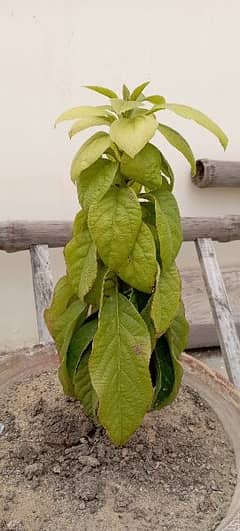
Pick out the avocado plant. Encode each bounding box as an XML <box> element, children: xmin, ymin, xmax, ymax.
<box><xmin>45</xmin><ymin>82</ymin><xmax>227</xmax><ymax>446</ymax></box>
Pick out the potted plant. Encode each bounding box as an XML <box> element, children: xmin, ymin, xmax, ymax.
<box><xmin>1</xmin><ymin>83</ymin><xmax>240</xmax><ymax>530</ymax></box>
<box><xmin>45</xmin><ymin>81</ymin><xmax>228</xmax><ymax>446</ymax></box>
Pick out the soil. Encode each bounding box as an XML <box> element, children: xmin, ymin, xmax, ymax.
<box><xmin>0</xmin><ymin>368</ymin><xmax>237</xmax><ymax>531</ymax></box>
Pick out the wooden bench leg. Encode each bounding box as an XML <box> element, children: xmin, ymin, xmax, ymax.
<box><xmin>195</xmin><ymin>238</ymin><xmax>240</xmax><ymax>389</ymax></box>
<box><xmin>30</xmin><ymin>244</ymin><xmax>53</xmax><ymax>345</ymax></box>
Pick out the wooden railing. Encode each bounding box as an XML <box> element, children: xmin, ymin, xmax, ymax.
<box><xmin>1</xmin><ymin>217</ymin><xmax>240</xmax><ymax>388</ymax></box>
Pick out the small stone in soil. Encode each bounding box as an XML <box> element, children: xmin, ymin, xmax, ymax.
<box><xmin>0</xmin><ymin>422</ymin><xmax>5</xmax><ymax>435</ymax></box>
<box><xmin>78</xmin><ymin>456</ymin><xmax>100</xmax><ymax>467</ymax></box>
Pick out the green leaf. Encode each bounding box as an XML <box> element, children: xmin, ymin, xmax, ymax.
<box><xmin>71</xmin><ymin>132</ymin><xmax>111</xmax><ymax>182</ymax></box>
<box><xmin>131</xmin><ymin>182</ymin><xmax>142</xmax><ymax>195</ymax></box>
<box><xmin>117</xmin><ymin>222</ymin><xmax>157</xmax><ymax>293</ymax></box>
<box><xmin>77</xmin><ymin>158</ymin><xmax>118</xmax><ymax>208</ymax></box>
<box><xmin>55</xmin><ymin>105</ymin><xmax>112</xmax><ymax>125</ymax></box>
<box><xmin>64</xmin><ymin>217</ymin><xmax>98</xmax><ymax>301</ymax></box>
<box><xmin>160</xmin><ymin>152</ymin><xmax>174</xmax><ymax>190</ymax></box>
<box><xmin>166</xmin><ymin>300</ymin><xmax>189</xmax><ymax>359</ymax></box>
<box><xmin>57</xmin><ymin>300</ymin><xmax>87</xmax><ymax>395</ymax></box>
<box><xmin>151</xmin><ymin>335</ymin><xmax>183</xmax><ymax>409</ymax></box>
<box><xmin>88</xmin><ymin>186</ymin><xmax>141</xmax><ymax>270</ymax></box>
<box><xmin>85</xmin><ymin>85</ymin><xmax>118</xmax><ymax>99</ymax></box>
<box><xmin>44</xmin><ymin>275</ymin><xmax>75</xmax><ymax>337</ymax></box>
<box><xmin>141</xmin><ymin>300</ymin><xmax>157</xmax><ymax>351</ymax></box>
<box><xmin>74</xmin><ymin>346</ymin><xmax>98</xmax><ymax>417</ymax></box>
<box><xmin>146</xmin><ymin>104</ymin><xmax>166</xmax><ymax>115</ymax></box>
<box><xmin>85</xmin><ymin>261</ymin><xmax>108</xmax><ymax>310</ymax></box>
<box><xmin>145</xmin><ymin>95</ymin><xmax>166</xmax><ymax>105</ymax></box>
<box><xmin>67</xmin><ymin>318</ymin><xmax>98</xmax><ymax>380</ymax></box>
<box><xmin>153</xmin><ymin>190</ymin><xmax>182</xmax><ymax>271</ymax></box>
<box><xmin>110</xmin><ymin>115</ymin><xmax>158</xmax><ymax>158</ymax></box>
<box><xmin>89</xmin><ymin>290</ymin><xmax>153</xmax><ymax>445</ymax></box>
<box><xmin>166</xmin><ymin>103</ymin><xmax>228</xmax><ymax>150</ymax></box>
<box><xmin>111</xmin><ymin>99</ymin><xmax>141</xmax><ymax>114</ymax></box>
<box><xmin>122</xmin><ymin>84</ymin><xmax>130</xmax><ymax>100</ymax></box>
<box><xmin>68</xmin><ymin>116</ymin><xmax>112</xmax><ymax>138</ymax></box>
<box><xmin>151</xmin><ymin>264</ymin><xmax>180</xmax><ymax>335</ymax></box>
<box><xmin>130</xmin><ymin>81</ymin><xmax>150</xmax><ymax>101</ymax></box>
<box><xmin>158</xmin><ymin>123</ymin><xmax>196</xmax><ymax>174</ymax></box>
<box><xmin>120</xmin><ymin>143</ymin><xmax>162</xmax><ymax>190</ymax></box>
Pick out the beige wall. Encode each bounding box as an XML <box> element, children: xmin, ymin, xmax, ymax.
<box><xmin>0</xmin><ymin>0</ymin><xmax>240</xmax><ymax>350</ymax></box>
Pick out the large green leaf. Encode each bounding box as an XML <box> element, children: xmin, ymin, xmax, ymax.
<box><xmin>77</xmin><ymin>158</ymin><xmax>118</xmax><ymax>208</ymax></box>
<box><xmin>153</xmin><ymin>190</ymin><xmax>182</xmax><ymax>271</ymax></box>
<box><xmin>85</xmin><ymin>85</ymin><xmax>118</xmax><ymax>99</ymax></box>
<box><xmin>89</xmin><ymin>290</ymin><xmax>153</xmax><ymax>445</ymax></box>
<box><xmin>151</xmin><ymin>335</ymin><xmax>183</xmax><ymax>409</ymax></box>
<box><xmin>74</xmin><ymin>346</ymin><xmax>98</xmax><ymax>417</ymax></box>
<box><xmin>158</xmin><ymin>123</ymin><xmax>196</xmax><ymax>174</ymax></box>
<box><xmin>88</xmin><ymin>186</ymin><xmax>141</xmax><ymax>269</ymax></box>
<box><xmin>55</xmin><ymin>105</ymin><xmax>112</xmax><ymax>125</ymax></box>
<box><xmin>166</xmin><ymin>300</ymin><xmax>189</xmax><ymax>358</ymax></box>
<box><xmin>130</xmin><ymin>81</ymin><xmax>150</xmax><ymax>101</ymax></box>
<box><xmin>117</xmin><ymin>222</ymin><xmax>157</xmax><ymax>293</ymax></box>
<box><xmin>151</xmin><ymin>264</ymin><xmax>180</xmax><ymax>335</ymax></box>
<box><xmin>69</xmin><ymin>115</ymin><xmax>112</xmax><ymax>138</ymax></box>
<box><xmin>111</xmin><ymin>99</ymin><xmax>141</xmax><ymax>114</ymax></box>
<box><xmin>64</xmin><ymin>217</ymin><xmax>98</xmax><ymax>301</ymax></box>
<box><xmin>166</xmin><ymin>103</ymin><xmax>228</xmax><ymax>150</ymax></box>
<box><xmin>67</xmin><ymin>318</ymin><xmax>98</xmax><ymax>380</ymax></box>
<box><xmin>71</xmin><ymin>132</ymin><xmax>111</xmax><ymax>182</ymax></box>
<box><xmin>110</xmin><ymin>115</ymin><xmax>158</xmax><ymax>158</ymax></box>
<box><xmin>120</xmin><ymin>143</ymin><xmax>162</xmax><ymax>190</ymax></box>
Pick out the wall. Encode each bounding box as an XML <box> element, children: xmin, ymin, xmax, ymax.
<box><xmin>0</xmin><ymin>0</ymin><xmax>240</xmax><ymax>350</ymax></box>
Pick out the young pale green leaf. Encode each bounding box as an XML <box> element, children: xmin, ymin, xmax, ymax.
<box><xmin>74</xmin><ymin>346</ymin><xmax>98</xmax><ymax>417</ymax></box>
<box><xmin>85</xmin><ymin>85</ymin><xmax>118</xmax><ymax>99</ymax></box>
<box><xmin>122</xmin><ymin>84</ymin><xmax>130</xmax><ymax>100</ymax></box>
<box><xmin>151</xmin><ymin>335</ymin><xmax>183</xmax><ymax>409</ymax></box>
<box><xmin>131</xmin><ymin>182</ymin><xmax>142</xmax><ymax>195</ymax></box>
<box><xmin>69</xmin><ymin>116</ymin><xmax>112</xmax><ymax>138</ymax></box>
<box><xmin>151</xmin><ymin>264</ymin><xmax>181</xmax><ymax>335</ymax></box>
<box><xmin>77</xmin><ymin>158</ymin><xmax>118</xmax><ymax>208</ymax></box>
<box><xmin>55</xmin><ymin>105</ymin><xmax>112</xmax><ymax>125</ymax></box>
<box><xmin>110</xmin><ymin>115</ymin><xmax>158</xmax><ymax>158</ymax></box>
<box><xmin>88</xmin><ymin>186</ymin><xmax>141</xmax><ymax>270</ymax></box>
<box><xmin>166</xmin><ymin>103</ymin><xmax>228</xmax><ymax>150</ymax></box>
<box><xmin>166</xmin><ymin>300</ymin><xmax>189</xmax><ymax>359</ymax></box>
<box><xmin>89</xmin><ymin>290</ymin><xmax>153</xmax><ymax>445</ymax></box>
<box><xmin>146</xmin><ymin>104</ymin><xmax>166</xmax><ymax>115</ymax></box>
<box><xmin>71</xmin><ymin>132</ymin><xmax>111</xmax><ymax>182</ymax></box>
<box><xmin>158</xmin><ymin>123</ymin><xmax>196</xmax><ymax>174</ymax></box>
<box><xmin>153</xmin><ymin>190</ymin><xmax>182</xmax><ymax>271</ymax></box>
<box><xmin>64</xmin><ymin>220</ymin><xmax>98</xmax><ymax>301</ymax></box>
<box><xmin>120</xmin><ymin>143</ymin><xmax>162</xmax><ymax>190</ymax></box>
<box><xmin>117</xmin><ymin>222</ymin><xmax>157</xmax><ymax>293</ymax></box>
<box><xmin>130</xmin><ymin>81</ymin><xmax>150</xmax><ymax>101</ymax></box>
<box><xmin>111</xmin><ymin>99</ymin><xmax>141</xmax><ymax>115</ymax></box>
<box><xmin>144</xmin><ymin>95</ymin><xmax>166</xmax><ymax>105</ymax></box>
<box><xmin>67</xmin><ymin>318</ymin><xmax>98</xmax><ymax>380</ymax></box>
<box><xmin>44</xmin><ymin>275</ymin><xmax>75</xmax><ymax>337</ymax></box>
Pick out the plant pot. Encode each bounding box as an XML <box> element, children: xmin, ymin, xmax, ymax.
<box><xmin>0</xmin><ymin>346</ymin><xmax>239</xmax><ymax>530</ymax></box>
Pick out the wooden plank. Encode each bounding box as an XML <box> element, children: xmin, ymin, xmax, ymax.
<box><xmin>195</xmin><ymin>238</ymin><xmax>240</xmax><ymax>388</ymax></box>
<box><xmin>30</xmin><ymin>245</ymin><xmax>53</xmax><ymax>345</ymax></box>
<box><xmin>1</xmin><ymin>216</ymin><xmax>240</xmax><ymax>252</ymax></box>
<box><xmin>181</xmin><ymin>268</ymin><xmax>240</xmax><ymax>348</ymax></box>
<box><xmin>193</xmin><ymin>159</ymin><xmax>240</xmax><ymax>188</ymax></box>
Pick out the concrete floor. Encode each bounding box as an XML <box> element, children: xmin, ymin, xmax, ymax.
<box><xmin>187</xmin><ymin>347</ymin><xmax>228</xmax><ymax>377</ymax></box>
